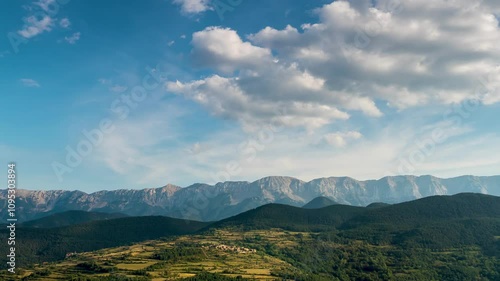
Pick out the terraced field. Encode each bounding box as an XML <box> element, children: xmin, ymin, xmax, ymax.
<box><xmin>0</xmin><ymin>229</ymin><xmax>304</xmax><ymax>280</ymax></box>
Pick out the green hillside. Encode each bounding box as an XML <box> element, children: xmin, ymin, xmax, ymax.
<box><xmin>0</xmin><ymin>216</ymin><xmax>209</xmax><ymax>267</ymax></box>
<box><xmin>345</xmin><ymin>193</ymin><xmax>500</xmax><ymax>227</ymax></box>
<box><xmin>21</xmin><ymin>210</ymin><xmax>128</xmax><ymax>228</ymax></box>
<box><xmin>208</xmin><ymin>203</ymin><xmax>366</xmax><ymax>231</ymax></box>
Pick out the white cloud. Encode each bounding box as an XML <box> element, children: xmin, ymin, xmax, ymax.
<box><xmin>185</xmin><ymin>142</ymin><xmax>213</xmax><ymax>155</ymax></box>
<box><xmin>191</xmin><ymin>27</ymin><xmax>272</xmax><ymax>73</ymax></box>
<box><xmin>249</xmin><ymin>0</ymin><xmax>500</xmax><ymax>108</ymax></box>
<box><xmin>51</xmin><ymin>0</ymin><xmax>499</xmax><ymax>189</ymax></box>
<box><xmin>18</xmin><ymin>15</ymin><xmax>54</xmax><ymax>38</ymax></box>
<box><xmin>59</xmin><ymin>18</ymin><xmax>71</xmax><ymax>28</ymax></box>
<box><xmin>167</xmin><ymin>0</ymin><xmax>500</xmax><ymax>133</ymax></box>
<box><xmin>91</xmin><ymin>106</ymin><xmax>188</xmax><ymax>185</ymax></box>
<box><xmin>20</xmin><ymin>78</ymin><xmax>40</xmax><ymax>88</ymax></box>
<box><xmin>86</xmin><ymin>87</ymin><xmax>498</xmax><ymax>187</ymax></box>
<box><xmin>323</xmin><ymin>131</ymin><xmax>363</xmax><ymax>147</ymax></box>
<box><xmin>172</xmin><ymin>0</ymin><xmax>211</xmax><ymax>14</ymax></box>
<box><xmin>167</xmin><ymin>74</ymin><xmax>350</xmax><ymax>131</ymax></box>
<box><xmin>34</xmin><ymin>0</ymin><xmax>56</xmax><ymax>12</ymax></box>
<box><xmin>123</xmin><ymin>119</ymin><xmax>405</xmax><ymax>186</ymax></box>
<box><xmin>65</xmin><ymin>32</ymin><xmax>80</xmax><ymax>44</ymax></box>
<box><xmin>168</xmin><ymin>26</ymin><xmax>381</xmax><ymax>131</ymax></box>
<box><xmin>168</xmin><ymin>40</ymin><xmax>175</xmax><ymax>46</ymax></box>
<box><xmin>403</xmin><ymin>134</ymin><xmax>500</xmax><ymax>178</ymax></box>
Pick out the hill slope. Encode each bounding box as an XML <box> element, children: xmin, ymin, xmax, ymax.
<box><xmin>338</xmin><ymin>193</ymin><xmax>500</xmax><ymax>251</ymax></box>
<box><xmin>344</xmin><ymin>193</ymin><xmax>500</xmax><ymax>227</ymax></box>
<box><xmin>366</xmin><ymin>202</ymin><xmax>391</xmax><ymax>208</ymax></box>
<box><xmin>209</xmin><ymin>203</ymin><xmax>366</xmax><ymax>231</ymax></box>
<box><xmin>302</xmin><ymin>196</ymin><xmax>337</xmax><ymax>209</ymax></box>
<box><xmin>209</xmin><ymin>193</ymin><xmax>500</xmax><ymax>253</ymax></box>
<box><xmin>21</xmin><ymin>210</ymin><xmax>128</xmax><ymax>228</ymax></box>
<box><xmin>0</xmin><ymin>216</ymin><xmax>209</xmax><ymax>267</ymax></box>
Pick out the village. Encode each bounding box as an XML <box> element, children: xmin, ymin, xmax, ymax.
<box><xmin>203</xmin><ymin>243</ymin><xmax>257</xmax><ymax>254</ymax></box>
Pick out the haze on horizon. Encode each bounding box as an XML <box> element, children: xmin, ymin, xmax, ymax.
<box><xmin>1</xmin><ymin>0</ymin><xmax>500</xmax><ymax>192</ymax></box>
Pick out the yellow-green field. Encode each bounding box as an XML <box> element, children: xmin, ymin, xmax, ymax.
<box><xmin>1</xmin><ymin>229</ymin><xmax>307</xmax><ymax>280</ymax></box>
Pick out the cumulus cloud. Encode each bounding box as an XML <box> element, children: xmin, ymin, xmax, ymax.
<box><xmin>172</xmin><ymin>0</ymin><xmax>211</xmax><ymax>14</ymax></box>
<box><xmin>250</xmin><ymin>0</ymin><xmax>500</xmax><ymax>107</ymax></box>
<box><xmin>191</xmin><ymin>27</ymin><xmax>272</xmax><ymax>73</ymax></box>
<box><xmin>64</xmin><ymin>32</ymin><xmax>80</xmax><ymax>44</ymax></box>
<box><xmin>167</xmin><ymin>0</ymin><xmax>500</xmax><ymax>132</ymax></box>
<box><xmin>18</xmin><ymin>15</ymin><xmax>54</xmax><ymax>38</ymax></box>
<box><xmin>167</xmin><ymin>75</ymin><xmax>350</xmax><ymax>131</ymax></box>
<box><xmin>168</xmin><ymin>26</ymin><xmax>381</xmax><ymax>131</ymax></box>
<box><xmin>20</xmin><ymin>78</ymin><xmax>41</xmax><ymax>87</ymax></box>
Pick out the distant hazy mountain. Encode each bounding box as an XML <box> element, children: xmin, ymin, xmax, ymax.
<box><xmin>1</xmin><ymin>175</ymin><xmax>499</xmax><ymax>222</ymax></box>
<box><xmin>303</xmin><ymin>196</ymin><xmax>337</xmax><ymax>209</ymax></box>
<box><xmin>21</xmin><ymin>210</ymin><xmax>128</xmax><ymax>228</ymax></box>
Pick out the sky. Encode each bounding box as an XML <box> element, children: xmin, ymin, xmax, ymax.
<box><xmin>1</xmin><ymin>0</ymin><xmax>500</xmax><ymax>192</ymax></box>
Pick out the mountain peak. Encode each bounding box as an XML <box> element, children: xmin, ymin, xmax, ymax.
<box><xmin>253</xmin><ymin>176</ymin><xmax>301</xmax><ymax>184</ymax></box>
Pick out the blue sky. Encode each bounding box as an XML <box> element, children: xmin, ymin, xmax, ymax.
<box><xmin>1</xmin><ymin>0</ymin><xmax>500</xmax><ymax>192</ymax></box>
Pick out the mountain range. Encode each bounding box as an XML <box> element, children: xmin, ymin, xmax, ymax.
<box><xmin>1</xmin><ymin>193</ymin><xmax>499</xmax><ymax>269</ymax></box>
<box><xmin>2</xmin><ymin>175</ymin><xmax>500</xmax><ymax>222</ymax></box>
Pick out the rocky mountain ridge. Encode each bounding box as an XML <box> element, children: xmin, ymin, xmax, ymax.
<box><xmin>2</xmin><ymin>175</ymin><xmax>499</xmax><ymax>222</ymax></box>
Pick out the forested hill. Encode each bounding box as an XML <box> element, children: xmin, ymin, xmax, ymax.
<box><xmin>0</xmin><ymin>216</ymin><xmax>209</xmax><ymax>267</ymax></box>
<box><xmin>20</xmin><ymin>210</ymin><xmax>128</xmax><ymax>228</ymax></box>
